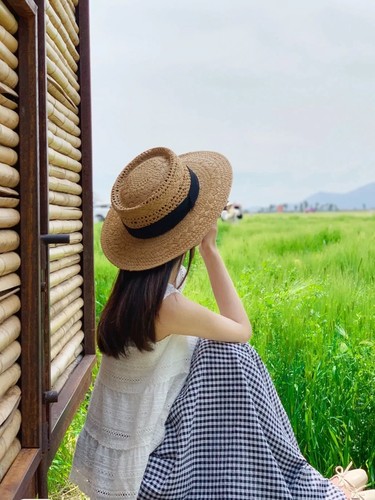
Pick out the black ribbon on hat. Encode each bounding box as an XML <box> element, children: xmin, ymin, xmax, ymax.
<box><xmin>124</xmin><ymin>167</ymin><xmax>200</xmax><ymax>239</ymax></box>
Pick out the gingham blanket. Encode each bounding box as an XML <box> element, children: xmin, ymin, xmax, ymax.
<box><xmin>138</xmin><ymin>340</ymin><xmax>344</xmax><ymax>499</ymax></box>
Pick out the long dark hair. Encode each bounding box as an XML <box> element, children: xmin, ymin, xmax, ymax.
<box><xmin>97</xmin><ymin>248</ymin><xmax>195</xmax><ymax>358</ymax></box>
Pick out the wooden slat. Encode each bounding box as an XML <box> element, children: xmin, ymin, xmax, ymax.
<box><xmin>0</xmin><ymin>448</ymin><xmax>41</xmax><ymax>500</ymax></box>
<box><xmin>0</xmin><ymin>2</ymin><xmax>22</xmax><ymax>484</ymax></box>
<box><xmin>0</xmin><ymin>2</ymin><xmax>18</xmax><ymax>35</ymax></box>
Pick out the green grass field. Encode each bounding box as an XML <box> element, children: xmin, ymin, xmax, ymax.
<box><xmin>48</xmin><ymin>212</ymin><xmax>375</xmax><ymax>497</ymax></box>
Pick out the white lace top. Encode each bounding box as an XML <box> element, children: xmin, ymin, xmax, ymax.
<box><xmin>70</xmin><ymin>275</ymin><xmax>197</xmax><ymax>499</ymax></box>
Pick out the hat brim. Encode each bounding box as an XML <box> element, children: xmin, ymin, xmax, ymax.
<box><xmin>100</xmin><ymin>151</ymin><xmax>232</xmax><ymax>270</ymax></box>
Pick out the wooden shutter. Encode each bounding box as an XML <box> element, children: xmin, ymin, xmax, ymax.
<box><xmin>0</xmin><ymin>0</ymin><xmax>95</xmax><ymax>497</ymax></box>
<box><xmin>0</xmin><ymin>0</ymin><xmax>42</xmax><ymax>498</ymax></box>
<box><xmin>38</xmin><ymin>0</ymin><xmax>95</xmax><ymax>495</ymax></box>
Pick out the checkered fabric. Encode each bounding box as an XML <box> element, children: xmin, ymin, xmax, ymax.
<box><xmin>138</xmin><ymin>340</ymin><xmax>345</xmax><ymax>499</ymax></box>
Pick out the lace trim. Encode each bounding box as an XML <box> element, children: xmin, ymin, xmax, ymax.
<box><xmin>71</xmin><ymin>468</ymin><xmax>139</xmax><ymax>498</ymax></box>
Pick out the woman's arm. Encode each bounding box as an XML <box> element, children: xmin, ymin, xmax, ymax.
<box><xmin>199</xmin><ymin>224</ymin><xmax>251</xmax><ymax>332</ymax></box>
<box><xmin>156</xmin><ymin>224</ymin><xmax>252</xmax><ymax>343</ymax></box>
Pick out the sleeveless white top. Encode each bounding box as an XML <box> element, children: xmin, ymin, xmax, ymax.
<box><xmin>70</xmin><ymin>275</ymin><xmax>197</xmax><ymax>499</ymax></box>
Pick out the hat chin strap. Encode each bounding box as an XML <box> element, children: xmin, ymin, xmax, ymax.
<box><xmin>124</xmin><ymin>167</ymin><xmax>200</xmax><ymax>239</ymax></box>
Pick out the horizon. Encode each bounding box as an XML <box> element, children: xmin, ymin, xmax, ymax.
<box><xmin>94</xmin><ymin>178</ymin><xmax>375</xmax><ymax>210</ymax></box>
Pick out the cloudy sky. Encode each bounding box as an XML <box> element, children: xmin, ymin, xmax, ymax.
<box><xmin>89</xmin><ymin>0</ymin><xmax>375</xmax><ymax>208</ymax></box>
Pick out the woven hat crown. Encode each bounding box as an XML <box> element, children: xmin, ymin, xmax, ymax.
<box><xmin>111</xmin><ymin>147</ymin><xmax>191</xmax><ymax>230</ymax></box>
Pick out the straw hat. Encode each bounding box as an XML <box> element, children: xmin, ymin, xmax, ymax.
<box><xmin>101</xmin><ymin>147</ymin><xmax>232</xmax><ymax>270</ymax></box>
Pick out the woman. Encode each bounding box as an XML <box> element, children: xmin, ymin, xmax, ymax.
<box><xmin>70</xmin><ymin>147</ymin><xmax>372</xmax><ymax>499</ymax></box>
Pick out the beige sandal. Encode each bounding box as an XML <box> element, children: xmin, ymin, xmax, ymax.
<box><xmin>331</xmin><ymin>462</ymin><xmax>368</xmax><ymax>494</ymax></box>
<box><xmin>350</xmin><ymin>487</ymin><xmax>375</xmax><ymax>499</ymax></box>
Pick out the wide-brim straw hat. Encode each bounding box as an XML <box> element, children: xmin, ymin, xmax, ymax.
<box><xmin>101</xmin><ymin>147</ymin><xmax>232</xmax><ymax>270</ymax></box>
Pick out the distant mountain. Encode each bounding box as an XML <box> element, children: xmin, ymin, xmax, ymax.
<box><xmin>305</xmin><ymin>182</ymin><xmax>375</xmax><ymax>210</ymax></box>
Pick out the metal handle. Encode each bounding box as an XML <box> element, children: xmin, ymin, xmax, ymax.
<box><xmin>43</xmin><ymin>390</ymin><xmax>58</xmax><ymax>404</ymax></box>
<box><xmin>41</xmin><ymin>234</ymin><xmax>70</xmax><ymax>244</ymax></box>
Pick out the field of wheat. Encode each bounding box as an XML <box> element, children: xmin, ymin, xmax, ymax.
<box><xmin>48</xmin><ymin>212</ymin><xmax>375</xmax><ymax>498</ymax></box>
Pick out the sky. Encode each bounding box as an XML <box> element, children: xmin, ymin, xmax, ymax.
<box><xmin>89</xmin><ymin>0</ymin><xmax>375</xmax><ymax>208</ymax></box>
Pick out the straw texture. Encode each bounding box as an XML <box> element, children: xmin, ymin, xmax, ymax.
<box><xmin>0</xmin><ymin>197</ymin><xmax>18</xmax><ymax>208</ymax></box>
<box><xmin>46</xmin><ymin>22</ymin><xmax>78</xmax><ymax>73</ymax></box>
<box><xmin>63</xmin><ymin>0</ymin><xmax>79</xmax><ymax>33</ymax></box>
<box><xmin>47</xmin><ymin>76</ymin><xmax>78</xmax><ymax>114</ymax></box>
<box><xmin>0</xmin><ymin>186</ymin><xmax>17</xmax><ymax>196</ymax></box>
<box><xmin>65</xmin><ymin>0</ymin><xmax>79</xmax><ymax>26</ymax></box>
<box><xmin>47</xmin><ymin>90</ymin><xmax>79</xmax><ymax>125</ymax></box>
<box><xmin>49</xmin><ymin>175</ymin><xmax>82</xmax><ymax>195</ymax></box>
<box><xmin>49</xmin><ymin>165</ymin><xmax>80</xmax><ymax>184</ymax></box>
<box><xmin>49</xmin><ymin>204</ymin><xmax>82</xmax><ymax>220</ymax></box>
<box><xmin>0</xmin><ymin>363</ymin><xmax>20</xmax><ymax>399</ymax></box>
<box><xmin>0</xmin><ymin>341</ymin><xmax>20</xmax><ymax>375</ymax></box>
<box><xmin>0</xmin><ymin>316</ymin><xmax>20</xmax><ymax>352</ymax></box>
<box><xmin>66</xmin><ymin>0</ymin><xmax>77</xmax><ymax>12</ymax></box>
<box><xmin>0</xmin><ymin>208</ymin><xmax>19</xmax><ymax>228</ymax></box>
<box><xmin>49</xmin><ymin>263</ymin><xmax>81</xmax><ymax>288</ymax></box>
<box><xmin>51</xmin><ymin>319</ymin><xmax>82</xmax><ymax>358</ymax></box>
<box><xmin>0</xmin><ymin>294</ymin><xmax>19</xmax><ymax>323</ymax></box>
<box><xmin>0</xmin><ymin>288</ymin><xmax>18</xmax><ymax>301</ymax></box>
<box><xmin>48</xmin><ymin>147</ymin><xmax>81</xmax><ymax>172</ymax></box>
<box><xmin>50</xmin><ymin>0</ymin><xmax>79</xmax><ymax>43</ymax></box>
<box><xmin>0</xmin><ymin>124</ymin><xmax>18</xmax><ymax>148</ymax></box>
<box><xmin>50</xmin><ymin>331</ymin><xmax>84</xmax><ymax>386</ymax></box>
<box><xmin>0</xmin><ymin>252</ymin><xmax>20</xmax><ymax>277</ymax></box>
<box><xmin>0</xmin><ymin>208</ymin><xmax>19</xmax><ymax>229</ymax></box>
<box><xmin>0</xmin><ymin>82</ymin><xmax>17</xmax><ymax>96</ymax></box>
<box><xmin>49</xmin><ymin>190</ymin><xmax>81</xmax><ymax>207</ymax></box>
<box><xmin>46</xmin><ymin>3</ymin><xmax>79</xmax><ymax>62</ymax></box>
<box><xmin>47</xmin><ymin>58</ymin><xmax>80</xmax><ymax>106</ymax></box>
<box><xmin>51</xmin><ymin>311</ymin><xmax>82</xmax><ymax>346</ymax></box>
<box><xmin>0</xmin><ymin>144</ymin><xmax>17</xmax><ymax>166</ymax></box>
<box><xmin>0</xmin><ymin>105</ymin><xmax>18</xmax><ymax>129</ymax></box>
<box><xmin>0</xmin><ymin>26</ymin><xmax>17</xmax><ymax>53</ymax></box>
<box><xmin>50</xmin><ymin>297</ymin><xmax>83</xmax><ymax>334</ymax></box>
<box><xmin>0</xmin><ymin>40</ymin><xmax>18</xmax><ymax>70</ymax></box>
<box><xmin>102</xmin><ymin>148</ymin><xmax>232</xmax><ymax>270</ymax></box>
<box><xmin>0</xmin><ymin>94</ymin><xmax>16</xmax><ymax>110</ymax></box>
<box><xmin>0</xmin><ymin>1</ymin><xmax>18</xmax><ymax>35</ymax></box>
<box><xmin>46</xmin><ymin>38</ymin><xmax>79</xmax><ymax>91</ymax></box>
<box><xmin>0</xmin><ymin>437</ymin><xmax>20</xmax><ymax>481</ymax></box>
<box><xmin>0</xmin><ymin>60</ymin><xmax>17</xmax><ymax>89</ymax></box>
<box><xmin>47</xmin><ymin>100</ymin><xmax>80</xmax><ymax>136</ymax></box>
<box><xmin>0</xmin><ymin>273</ymin><xmax>19</xmax><ymax>294</ymax></box>
<box><xmin>0</xmin><ymin>405</ymin><xmax>18</xmax><ymax>438</ymax></box>
<box><xmin>52</xmin><ymin>354</ymin><xmax>82</xmax><ymax>393</ymax></box>
<box><xmin>67</xmin><ymin>231</ymin><xmax>82</xmax><ymax>243</ymax></box>
<box><xmin>49</xmin><ymin>211</ymin><xmax>81</xmax><ymax>228</ymax></box>
<box><xmin>48</xmin><ymin>130</ymin><xmax>81</xmax><ymax>161</ymax></box>
<box><xmin>49</xmin><ymin>253</ymin><xmax>80</xmax><ymax>273</ymax></box>
<box><xmin>0</xmin><ymin>163</ymin><xmax>19</xmax><ymax>188</ymax></box>
<box><xmin>0</xmin><ymin>230</ymin><xmax>19</xmax><ymax>252</ymax></box>
<box><xmin>49</xmin><ymin>242</ymin><xmax>83</xmax><ymax>262</ymax></box>
<box><xmin>50</xmin><ymin>286</ymin><xmax>81</xmax><ymax>318</ymax></box>
<box><xmin>48</xmin><ymin>120</ymin><xmax>81</xmax><ymax>149</ymax></box>
<box><xmin>0</xmin><ymin>409</ymin><xmax>21</xmax><ymax>461</ymax></box>
<box><xmin>49</xmin><ymin>274</ymin><xmax>83</xmax><ymax>304</ymax></box>
<box><xmin>0</xmin><ymin>385</ymin><xmax>20</xmax><ymax>426</ymax></box>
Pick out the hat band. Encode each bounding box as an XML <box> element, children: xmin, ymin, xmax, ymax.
<box><xmin>124</xmin><ymin>167</ymin><xmax>200</xmax><ymax>239</ymax></box>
